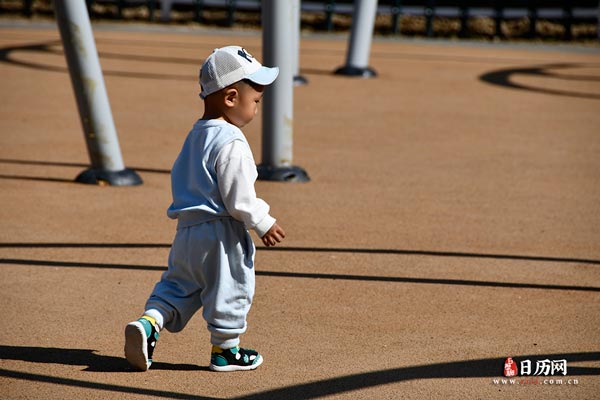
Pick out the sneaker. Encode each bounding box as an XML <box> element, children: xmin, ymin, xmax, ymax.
<box><xmin>209</xmin><ymin>346</ymin><xmax>263</xmax><ymax>372</ymax></box>
<box><xmin>124</xmin><ymin>316</ymin><xmax>159</xmax><ymax>371</ymax></box>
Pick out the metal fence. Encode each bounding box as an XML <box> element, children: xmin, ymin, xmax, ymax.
<box><xmin>15</xmin><ymin>1</ymin><xmax>600</xmax><ymax>40</ymax></box>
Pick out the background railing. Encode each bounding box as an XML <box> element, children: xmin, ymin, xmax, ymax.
<box><xmin>8</xmin><ymin>0</ymin><xmax>600</xmax><ymax>40</ymax></box>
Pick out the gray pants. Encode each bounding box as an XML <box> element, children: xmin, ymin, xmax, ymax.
<box><xmin>145</xmin><ymin>218</ymin><xmax>256</xmax><ymax>348</ymax></box>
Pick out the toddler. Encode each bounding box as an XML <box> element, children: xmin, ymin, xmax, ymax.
<box><xmin>124</xmin><ymin>46</ymin><xmax>285</xmax><ymax>372</ymax></box>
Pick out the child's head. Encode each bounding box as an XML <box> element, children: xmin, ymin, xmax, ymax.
<box><xmin>200</xmin><ymin>46</ymin><xmax>279</xmax><ymax>128</ymax></box>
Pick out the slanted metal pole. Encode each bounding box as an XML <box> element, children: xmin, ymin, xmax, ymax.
<box><xmin>54</xmin><ymin>0</ymin><xmax>141</xmax><ymax>186</ymax></box>
<box><xmin>335</xmin><ymin>0</ymin><xmax>378</xmax><ymax>78</ymax></box>
<box><xmin>292</xmin><ymin>0</ymin><xmax>308</xmax><ymax>86</ymax></box>
<box><xmin>259</xmin><ymin>0</ymin><xmax>309</xmax><ymax>182</ymax></box>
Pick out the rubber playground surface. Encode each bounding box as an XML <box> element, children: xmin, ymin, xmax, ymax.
<box><xmin>1</xmin><ymin>21</ymin><xmax>599</xmax><ymax>399</ymax></box>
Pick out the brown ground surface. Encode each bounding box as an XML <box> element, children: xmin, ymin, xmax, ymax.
<box><xmin>1</xmin><ymin>21</ymin><xmax>599</xmax><ymax>400</ymax></box>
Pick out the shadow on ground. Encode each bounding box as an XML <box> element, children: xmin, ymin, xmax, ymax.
<box><xmin>479</xmin><ymin>63</ymin><xmax>600</xmax><ymax>100</ymax></box>
<box><xmin>1</xmin><ymin>254</ymin><xmax>599</xmax><ymax>292</ymax></box>
<box><xmin>1</xmin><ymin>345</ymin><xmax>598</xmax><ymax>399</ymax></box>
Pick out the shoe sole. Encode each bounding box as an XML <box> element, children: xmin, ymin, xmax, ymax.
<box><xmin>124</xmin><ymin>322</ymin><xmax>150</xmax><ymax>371</ymax></box>
<box><xmin>209</xmin><ymin>354</ymin><xmax>263</xmax><ymax>372</ymax></box>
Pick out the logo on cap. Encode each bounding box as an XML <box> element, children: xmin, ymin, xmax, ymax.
<box><xmin>237</xmin><ymin>48</ymin><xmax>253</xmax><ymax>63</ymax></box>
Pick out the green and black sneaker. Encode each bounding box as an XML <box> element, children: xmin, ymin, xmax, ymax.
<box><xmin>209</xmin><ymin>346</ymin><xmax>263</xmax><ymax>372</ymax></box>
<box><xmin>124</xmin><ymin>315</ymin><xmax>160</xmax><ymax>371</ymax></box>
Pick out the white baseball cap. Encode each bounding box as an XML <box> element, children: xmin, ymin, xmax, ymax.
<box><xmin>199</xmin><ymin>46</ymin><xmax>279</xmax><ymax>99</ymax></box>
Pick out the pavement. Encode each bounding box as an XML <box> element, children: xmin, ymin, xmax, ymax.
<box><xmin>1</xmin><ymin>21</ymin><xmax>599</xmax><ymax>399</ymax></box>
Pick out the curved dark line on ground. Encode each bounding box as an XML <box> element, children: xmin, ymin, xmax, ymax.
<box><xmin>95</xmin><ymin>37</ymin><xmax>218</xmax><ymax>50</ymax></box>
<box><xmin>261</xmin><ymin>246</ymin><xmax>600</xmax><ymax>265</ymax></box>
<box><xmin>479</xmin><ymin>63</ymin><xmax>600</xmax><ymax>100</ymax></box>
<box><xmin>130</xmin><ymin>166</ymin><xmax>171</xmax><ymax>174</ymax></box>
<box><xmin>0</xmin><ymin>349</ymin><xmax>598</xmax><ymax>399</ymax></box>
<box><xmin>0</xmin><ymin>368</ymin><xmax>214</xmax><ymax>400</ymax></box>
<box><xmin>0</xmin><ymin>174</ymin><xmax>75</xmax><ymax>183</ymax></box>
<box><xmin>0</xmin><ymin>158</ymin><xmax>89</xmax><ymax>168</ymax></box>
<box><xmin>541</xmin><ymin>71</ymin><xmax>600</xmax><ymax>82</ymax></box>
<box><xmin>1</xmin><ymin>242</ymin><xmax>597</xmax><ymax>265</ymax></box>
<box><xmin>6</xmin><ymin>41</ymin><xmax>599</xmax><ymax>90</ymax></box>
<box><xmin>0</xmin><ymin>158</ymin><xmax>171</xmax><ymax>175</ymax></box>
<box><xmin>238</xmin><ymin>352</ymin><xmax>599</xmax><ymax>400</ymax></box>
<box><xmin>0</xmin><ymin>172</ymin><xmax>169</xmax><ymax>184</ymax></box>
<box><xmin>40</xmin><ymin>45</ymin><xmax>203</xmax><ymax>65</ymax></box>
<box><xmin>0</xmin><ymin>41</ymin><xmax>194</xmax><ymax>80</ymax></box>
<box><xmin>259</xmin><ymin>270</ymin><xmax>600</xmax><ymax>292</ymax></box>
<box><xmin>0</xmin><ymin>243</ymin><xmax>168</xmax><ymax>248</ymax></box>
<box><xmin>0</xmin><ymin>258</ymin><xmax>166</xmax><ymax>271</ymax></box>
<box><xmin>0</xmin><ymin>345</ymin><xmax>207</xmax><ymax>373</ymax></box>
<box><xmin>2</xmin><ymin>38</ymin><xmax>534</xmax><ymax>67</ymax></box>
<box><xmin>12</xmin><ymin>59</ymin><xmax>193</xmax><ymax>80</ymax></box>
<box><xmin>1</xmin><ymin>258</ymin><xmax>598</xmax><ymax>292</ymax></box>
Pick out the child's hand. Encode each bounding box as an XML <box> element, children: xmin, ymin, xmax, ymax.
<box><xmin>261</xmin><ymin>223</ymin><xmax>285</xmax><ymax>247</ymax></box>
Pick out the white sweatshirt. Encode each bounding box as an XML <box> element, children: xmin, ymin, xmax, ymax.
<box><xmin>167</xmin><ymin>119</ymin><xmax>275</xmax><ymax>237</ymax></box>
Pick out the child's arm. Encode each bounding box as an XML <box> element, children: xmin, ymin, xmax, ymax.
<box><xmin>217</xmin><ymin>140</ymin><xmax>285</xmax><ymax>245</ymax></box>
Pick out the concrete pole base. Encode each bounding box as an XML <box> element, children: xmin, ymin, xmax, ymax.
<box><xmin>76</xmin><ymin>168</ymin><xmax>143</xmax><ymax>186</ymax></box>
<box><xmin>334</xmin><ymin>65</ymin><xmax>378</xmax><ymax>78</ymax></box>
<box><xmin>257</xmin><ymin>164</ymin><xmax>310</xmax><ymax>183</ymax></box>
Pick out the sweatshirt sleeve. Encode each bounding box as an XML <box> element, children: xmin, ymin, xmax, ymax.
<box><xmin>216</xmin><ymin>140</ymin><xmax>276</xmax><ymax>237</ymax></box>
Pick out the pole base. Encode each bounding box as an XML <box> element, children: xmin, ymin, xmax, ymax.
<box><xmin>76</xmin><ymin>167</ymin><xmax>143</xmax><ymax>186</ymax></box>
<box><xmin>294</xmin><ymin>75</ymin><xmax>309</xmax><ymax>86</ymax></box>
<box><xmin>334</xmin><ymin>65</ymin><xmax>377</xmax><ymax>78</ymax></box>
<box><xmin>257</xmin><ymin>164</ymin><xmax>310</xmax><ymax>182</ymax></box>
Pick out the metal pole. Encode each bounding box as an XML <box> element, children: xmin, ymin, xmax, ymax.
<box><xmin>292</xmin><ymin>0</ymin><xmax>308</xmax><ymax>86</ymax></box>
<box><xmin>335</xmin><ymin>0</ymin><xmax>378</xmax><ymax>78</ymax></box>
<box><xmin>261</xmin><ymin>0</ymin><xmax>291</xmax><ymax>171</ymax></box>
<box><xmin>54</xmin><ymin>0</ymin><xmax>141</xmax><ymax>186</ymax></box>
<box><xmin>259</xmin><ymin>0</ymin><xmax>309</xmax><ymax>182</ymax></box>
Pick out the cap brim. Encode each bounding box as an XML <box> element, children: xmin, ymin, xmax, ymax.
<box><xmin>246</xmin><ymin>66</ymin><xmax>279</xmax><ymax>86</ymax></box>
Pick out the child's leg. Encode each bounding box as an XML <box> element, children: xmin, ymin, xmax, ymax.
<box><xmin>200</xmin><ymin>219</ymin><xmax>263</xmax><ymax>372</ymax></box>
<box><xmin>199</xmin><ymin>219</ymin><xmax>256</xmax><ymax>349</ymax></box>
<box><xmin>126</xmin><ymin>219</ymin><xmax>260</xmax><ymax>371</ymax></box>
<box><xmin>144</xmin><ymin>226</ymin><xmax>206</xmax><ymax>332</ymax></box>
<box><xmin>125</xmin><ymin>226</ymin><xmax>204</xmax><ymax>370</ymax></box>
<box><xmin>140</xmin><ymin>219</ymin><xmax>254</xmax><ymax>338</ymax></box>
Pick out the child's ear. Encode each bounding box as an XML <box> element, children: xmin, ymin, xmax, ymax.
<box><xmin>223</xmin><ymin>88</ymin><xmax>238</xmax><ymax>107</ymax></box>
